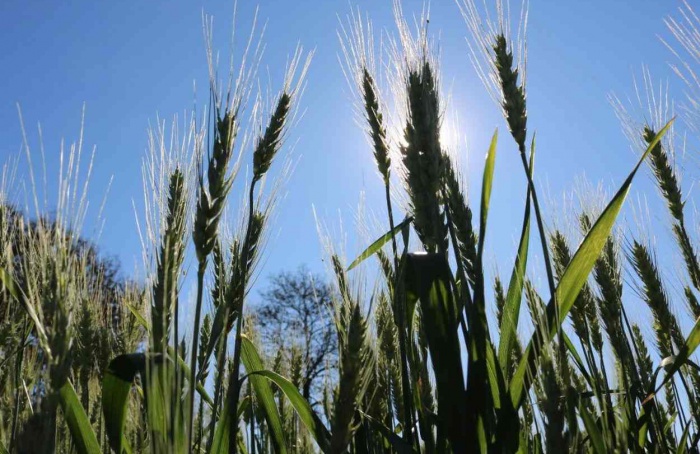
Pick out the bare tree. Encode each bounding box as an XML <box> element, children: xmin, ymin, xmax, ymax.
<box><xmin>255</xmin><ymin>265</ymin><xmax>337</xmax><ymax>403</ymax></box>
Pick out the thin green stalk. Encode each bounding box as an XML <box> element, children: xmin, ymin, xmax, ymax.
<box><xmin>196</xmin><ymin>388</ymin><xmax>205</xmax><ymax>452</ymax></box>
<box><xmin>227</xmin><ymin>183</ymin><xmax>256</xmax><ymax>454</ymax></box>
<box><xmin>249</xmin><ymin>381</ymin><xmax>256</xmax><ymax>454</ymax></box>
<box><xmin>443</xmin><ymin>186</ymin><xmax>474</xmax><ymax>310</ymax></box>
<box><xmin>9</xmin><ymin>325</ymin><xmax>28</xmax><ymax>453</ymax></box>
<box><xmin>187</xmin><ymin>261</ymin><xmax>207</xmax><ymax>449</ymax></box>
<box><xmin>518</xmin><ymin>150</ymin><xmax>556</xmax><ymax>310</ymax></box>
<box><xmin>385</xmin><ymin>183</ymin><xmax>399</xmax><ymax>278</ymax></box>
<box><xmin>206</xmin><ymin>312</ymin><xmax>230</xmax><ymax>452</ymax></box>
<box><xmin>443</xmin><ymin>185</ymin><xmax>474</xmax><ymax>388</ymax></box>
<box><xmin>380</xmin><ymin>157</ymin><xmax>417</xmax><ymax>447</ymax></box>
<box><xmin>393</xmin><ymin>260</ymin><xmax>418</xmax><ymax>448</ymax></box>
<box><xmin>173</xmin><ymin>285</ymin><xmax>181</xmax><ymax>448</ymax></box>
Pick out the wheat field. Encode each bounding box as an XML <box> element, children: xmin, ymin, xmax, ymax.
<box><xmin>2</xmin><ymin>1</ymin><xmax>700</xmax><ymax>453</ymax></box>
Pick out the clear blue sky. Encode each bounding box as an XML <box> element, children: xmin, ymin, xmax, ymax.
<box><xmin>0</xmin><ymin>0</ymin><xmax>689</xmax><ymax>329</ymax></box>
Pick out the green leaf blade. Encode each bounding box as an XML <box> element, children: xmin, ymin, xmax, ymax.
<box><xmin>347</xmin><ymin>217</ymin><xmax>413</xmax><ymax>271</ymax></box>
<box><xmin>59</xmin><ymin>380</ymin><xmax>101</xmax><ymax>454</ymax></box>
<box><xmin>247</xmin><ymin>369</ymin><xmax>332</xmax><ymax>453</ymax></box>
<box><xmin>240</xmin><ymin>336</ymin><xmax>288</xmax><ymax>454</ymax></box>
<box><xmin>477</xmin><ymin>130</ymin><xmax>498</xmax><ymax>259</ymax></box>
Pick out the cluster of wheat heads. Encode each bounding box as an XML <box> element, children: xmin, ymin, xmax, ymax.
<box><xmin>5</xmin><ymin>1</ymin><xmax>700</xmax><ymax>453</ymax></box>
<box><xmin>327</xmin><ymin>0</ymin><xmax>700</xmax><ymax>453</ymax></box>
<box><xmin>0</xmin><ymin>10</ymin><xmax>312</xmax><ymax>454</ymax></box>
<box><xmin>0</xmin><ymin>106</ymin><xmax>149</xmax><ymax>453</ymax></box>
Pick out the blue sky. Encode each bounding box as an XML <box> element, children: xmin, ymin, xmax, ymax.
<box><xmin>0</xmin><ymin>0</ymin><xmax>691</xmax><ymax>328</ymax></box>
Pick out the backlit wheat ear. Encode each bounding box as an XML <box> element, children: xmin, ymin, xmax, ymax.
<box><xmin>193</xmin><ymin>111</ymin><xmax>237</xmax><ymax>263</ymax></box>
<box><xmin>385</xmin><ymin>3</ymin><xmax>449</xmax><ymax>255</ymax></box>
<box><xmin>459</xmin><ymin>0</ymin><xmax>529</xmax><ymax>146</ymax></box>
<box><xmin>151</xmin><ymin>168</ymin><xmax>187</xmax><ymax>354</ymax></box>
<box><xmin>443</xmin><ymin>155</ymin><xmax>477</xmax><ymax>283</ymax></box>
<box><xmin>225</xmin><ymin>210</ymin><xmax>265</xmax><ymax>324</ymax></box>
<box><xmin>685</xmin><ymin>286</ymin><xmax>700</xmax><ymax>318</ymax></box>
<box><xmin>642</xmin><ymin>126</ymin><xmax>683</xmax><ymax>221</ymax></box>
<box><xmin>585</xmin><ymin>214</ymin><xmax>628</xmax><ymax>365</ymax></box>
<box><xmin>630</xmin><ymin>241</ymin><xmax>684</xmax><ymax>358</ymax></box>
<box><xmin>642</xmin><ymin>126</ymin><xmax>700</xmax><ymax>291</ymax></box>
<box><xmin>253</xmin><ymin>47</ymin><xmax>311</xmax><ymax>184</ymax></box>
<box><xmin>331</xmin><ymin>255</ymin><xmax>351</xmax><ymax>303</ymax></box>
<box><xmin>493</xmin><ymin>34</ymin><xmax>528</xmax><ymax>151</ymax></box>
<box><xmin>253</xmin><ymin>92</ymin><xmax>291</xmax><ymax>183</ymax></box>
<box><xmin>494</xmin><ymin>277</ymin><xmax>506</xmax><ymax>327</ymax></box>
<box><xmin>325</xmin><ymin>252</ymin><xmax>374</xmax><ymax>452</ymax></box>
<box><xmin>374</xmin><ymin>292</ymin><xmax>398</xmax><ymax>418</ymax></box>
<box><xmin>550</xmin><ymin>231</ymin><xmax>594</xmax><ymax>346</ymax></box>
<box><xmin>361</xmin><ymin>68</ymin><xmax>391</xmax><ymax>184</ymax></box>
<box><xmin>331</xmin><ymin>297</ymin><xmax>372</xmax><ymax>454</ymax></box>
<box><xmin>375</xmin><ymin>249</ymin><xmax>395</xmax><ymax>289</ymax></box>
<box><xmin>400</xmin><ymin>59</ymin><xmax>447</xmax><ymax>253</ymax></box>
<box><xmin>631</xmin><ymin>323</ymin><xmax>654</xmax><ymax>387</ymax></box>
<box><xmin>338</xmin><ymin>10</ymin><xmax>391</xmax><ymax>185</ymax></box>
<box><xmin>211</xmin><ymin>240</ymin><xmax>228</xmax><ymax>309</ymax></box>
<box><xmin>494</xmin><ymin>275</ymin><xmax>524</xmax><ymax>379</ymax></box>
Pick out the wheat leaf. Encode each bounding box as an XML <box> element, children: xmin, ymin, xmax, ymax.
<box><xmin>347</xmin><ymin>216</ymin><xmax>413</xmax><ymax>271</ymax></box>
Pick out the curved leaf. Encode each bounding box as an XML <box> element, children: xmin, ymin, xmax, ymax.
<box><xmin>240</xmin><ymin>336</ymin><xmax>287</xmax><ymax>454</ymax></box>
<box><xmin>477</xmin><ymin>130</ymin><xmax>498</xmax><ymax>259</ymax></box>
<box><xmin>102</xmin><ymin>352</ymin><xmax>213</xmax><ymax>453</ymax></box>
<box><xmin>210</xmin><ymin>390</ymin><xmax>231</xmax><ymax>454</ymax></box>
<box><xmin>676</xmin><ymin>420</ymin><xmax>692</xmax><ymax>454</ymax></box>
<box><xmin>102</xmin><ymin>354</ymin><xmax>145</xmax><ymax>453</ymax></box>
<box><xmin>579</xmin><ymin>402</ymin><xmax>606</xmax><ymax>454</ymax></box>
<box><xmin>347</xmin><ymin>216</ymin><xmax>413</xmax><ymax>271</ymax></box>
<box><xmin>0</xmin><ymin>266</ymin><xmax>50</xmax><ymax>356</ymax></box>
<box><xmin>59</xmin><ymin>380</ymin><xmax>101</xmax><ymax>454</ymax></box>
<box><xmin>247</xmin><ymin>369</ymin><xmax>332</xmax><ymax>453</ymax></box>
<box><xmin>126</xmin><ymin>302</ymin><xmax>149</xmax><ymax>331</ymax></box>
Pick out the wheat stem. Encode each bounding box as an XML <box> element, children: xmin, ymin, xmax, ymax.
<box><xmin>227</xmin><ymin>182</ymin><xmax>256</xmax><ymax>453</ymax></box>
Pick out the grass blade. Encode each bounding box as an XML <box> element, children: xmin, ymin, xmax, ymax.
<box><xmin>477</xmin><ymin>130</ymin><xmax>498</xmax><ymax>259</ymax></box>
<box><xmin>240</xmin><ymin>335</ymin><xmax>288</xmax><ymax>454</ymax></box>
<box><xmin>126</xmin><ymin>302</ymin><xmax>149</xmax><ymax>332</ymax></box>
<box><xmin>59</xmin><ymin>380</ymin><xmax>101</xmax><ymax>454</ymax></box>
<box><xmin>210</xmin><ymin>390</ymin><xmax>231</xmax><ymax>454</ymax></box>
<box><xmin>579</xmin><ymin>402</ymin><xmax>606</xmax><ymax>454</ymax></box>
<box><xmin>347</xmin><ymin>216</ymin><xmax>413</xmax><ymax>271</ymax></box>
<box><xmin>102</xmin><ymin>354</ymin><xmax>145</xmax><ymax>454</ymax></box>
<box><xmin>676</xmin><ymin>420</ymin><xmax>692</xmax><ymax>454</ymax></box>
<box><xmin>358</xmin><ymin>411</ymin><xmax>416</xmax><ymax>454</ymax></box>
<box><xmin>0</xmin><ymin>266</ymin><xmax>50</xmax><ymax>355</ymax></box>
<box><xmin>247</xmin><ymin>370</ymin><xmax>332</xmax><ymax>453</ymax></box>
